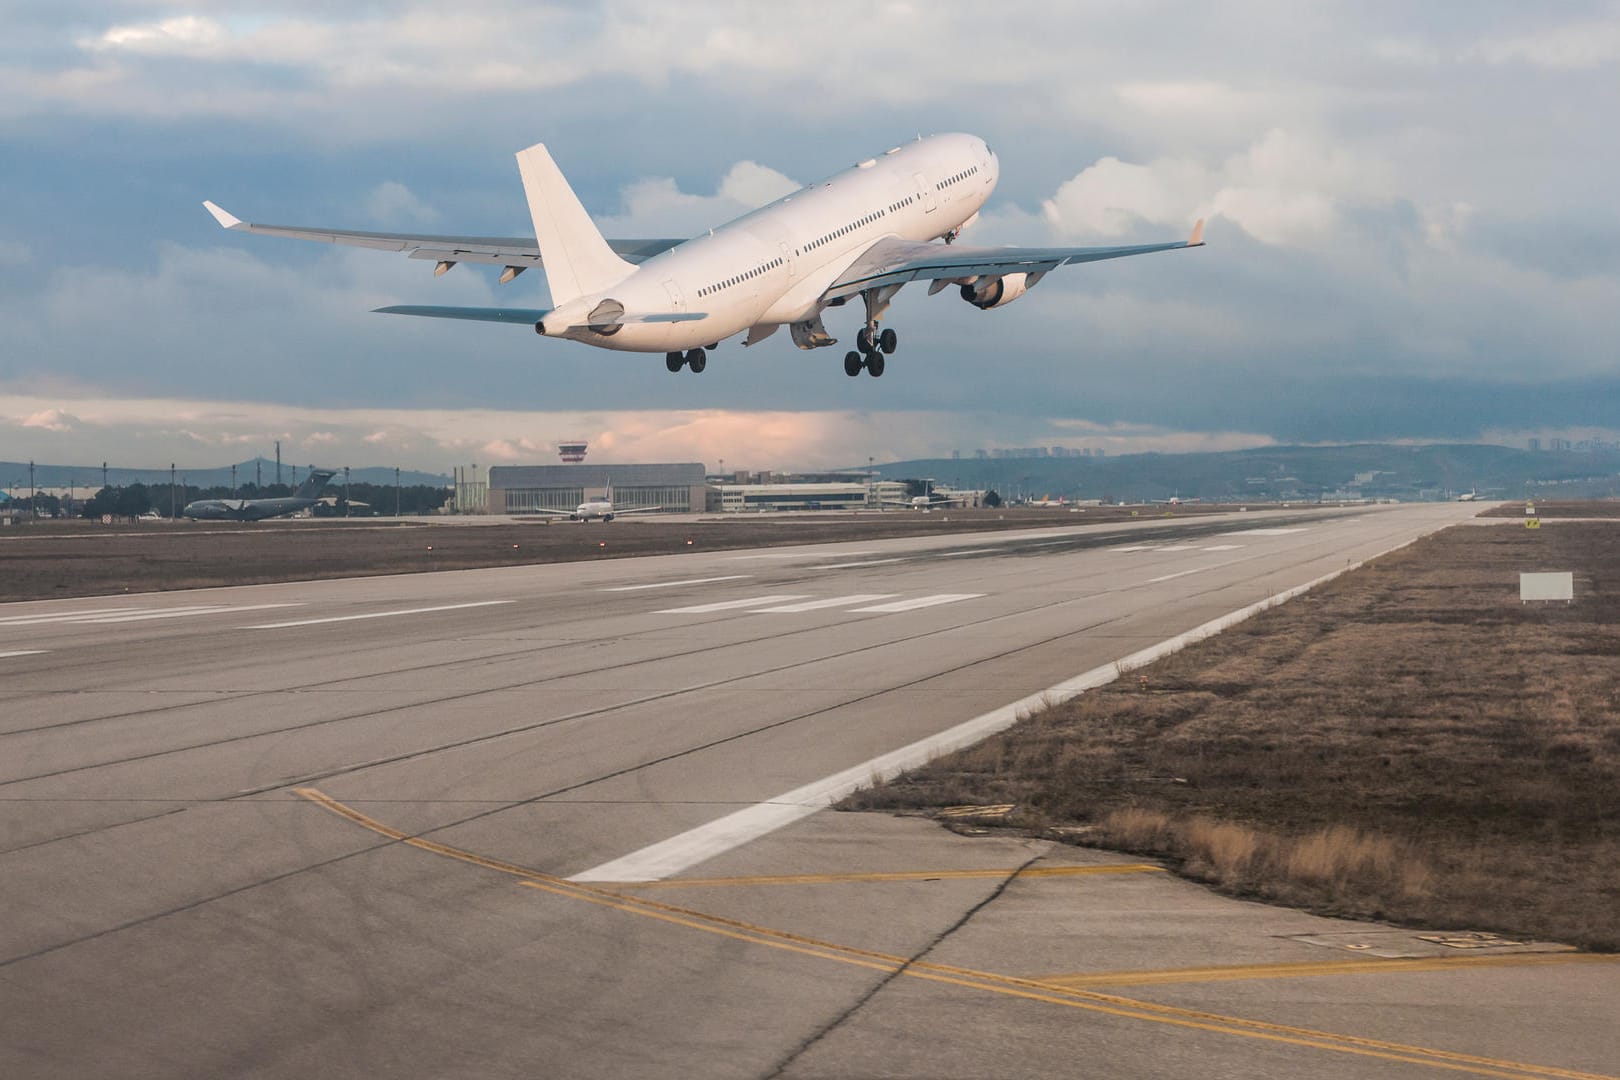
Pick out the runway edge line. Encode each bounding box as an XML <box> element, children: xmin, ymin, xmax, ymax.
<box><xmin>569</xmin><ymin>527</ymin><xmax>1440</xmax><ymax>883</ymax></box>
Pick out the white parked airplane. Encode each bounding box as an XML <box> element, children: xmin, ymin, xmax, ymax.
<box><xmin>528</xmin><ymin>483</ymin><xmax>658</xmax><ymax>522</ymax></box>
<box><xmin>203</xmin><ymin>133</ymin><xmax>1204</xmax><ymax>378</ymax></box>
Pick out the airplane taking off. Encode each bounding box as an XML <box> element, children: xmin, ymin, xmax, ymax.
<box><xmin>203</xmin><ymin>134</ymin><xmax>1204</xmax><ymax>378</ymax></box>
<box><xmin>183</xmin><ymin>470</ymin><xmax>335</xmax><ymax>521</ymax></box>
<box><xmin>526</xmin><ymin>483</ymin><xmax>659</xmax><ymax>522</ymax></box>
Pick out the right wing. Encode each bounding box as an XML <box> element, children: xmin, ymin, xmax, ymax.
<box><xmin>202</xmin><ymin>201</ymin><xmax>683</xmax><ymax>271</ymax></box>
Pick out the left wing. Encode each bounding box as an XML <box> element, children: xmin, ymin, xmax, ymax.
<box><xmin>373</xmin><ymin>305</ymin><xmax>706</xmax><ymax>327</ymax></box>
<box><xmin>825</xmin><ymin>220</ymin><xmax>1205</xmax><ymax>301</ymax></box>
<box><xmin>202</xmin><ymin>202</ymin><xmax>683</xmax><ymax>270</ymax></box>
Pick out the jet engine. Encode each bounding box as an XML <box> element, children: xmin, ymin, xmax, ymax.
<box><xmin>960</xmin><ymin>273</ymin><xmax>1030</xmax><ymax>310</ymax></box>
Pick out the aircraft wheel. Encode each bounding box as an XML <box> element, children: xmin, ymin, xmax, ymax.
<box><xmin>855</xmin><ymin>327</ymin><xmax>876</xmax><ymax>352</ymax></box>
<box><xmin>879</xmin><ymin>328</ymin><xmax>898</xmax><ymax>355</ymax></box>
<box><xmin>866</xmin><ymin>353</ymin><xmax>886</xmax><ymax>377</ymax></box>
<box><xmin>665</xmin><ymin>351</ymin><xmax>684</xmax><ymax>372</ymax></box>
<box><xmin>686</xmin><ymin>347</ymin><xmax>707</xmax><ymax>373</ymax></box>
<box><xmin>843</xmin><ymin>351</ymin><xmax>864</xmax><ymax>377</ymax></box>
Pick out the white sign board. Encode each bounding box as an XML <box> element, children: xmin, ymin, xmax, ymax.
<box><xmin>1520</xmin><ymin>572</ymin><xmax>1573</xmax><ymax>602</ymax></box>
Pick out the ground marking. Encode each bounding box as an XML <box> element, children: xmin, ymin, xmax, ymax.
<box><xmin>654</xmin><ymin>595</ymin><xmax>809</xmax><ymax>614</ymax></box>
<box><xmin>849</xmin><ymin>594</ymin><xmax>983</xmax><ymax>613</ymax></box>
<box><xmin>1237</xmin><ymin>527</ymin><xmax>1308</xmax><ymax>536</ymax></box>
<box><xmin>602</xmin><ymin>575</ymin><xmax>751</xmax><ymax>592</ymax></box>
<box><xmin>1202</xmin><ymin>544</ymin><xmax>1245</xmax><ymax>551</ymax></box>
<box><xmin>83</xmin><ymin>603</ymin><xmax>299</xmax><ymax>624</ymax></box>
<box><xmin>1033</xmin><ymin>954</ymin><xmax>1613</xmax><ymax>990</ymax></box>
<box><xmin>1146</xmin><ymin>568</ymin><xmax>1210</xmax><ymax>584</ymax></box>
<box><xmin>1112</xmin><ymin>545</ymin><xmax>1157</xmax><ymax>552</ymax></box>
<box><xmin>572</xmin><ymin>539</ymin><xmax>1435</xmax><ymax>885</ymax></box>
<box><xmin>810</xmin><ymin>558</ymin><xmax>906</xmax><ymax>569</ymax></box>
<box><xmin>0</xmin><ymin>606</ymin><xmax>137</xmax><ymax>625</ymax></box>
<box><xmin>751</xmin><ymin>595</ymin><xmax>897</xmax><ymax>613</ymax></box>
<box><xmin>726</xmin><ymin>551</ymin><xmax>877</xmax><ymax>561</ymax></box>
<box><xmin>0</xmin><ymin>650</ymin><xmax>48</xmax><ymax>659</ymax></box>
<box><xmin>245</xmin><ymin>600</ymin><xmax>512</xmax><ymax>629</ymax></box>
<box><xmin>295</xmin><ymin>788</ymin><xmax>1611</xmax><ymax>1080</ymax></box>
<box><xmin>620</xmin><ymin>865</ymin><xmax>1165</xmax><ymax>889</ymax></box>
<box><xmin>1153</xmin><ymin>544</ymin><xmax>1201</xmax><ymax>552</ymax></box>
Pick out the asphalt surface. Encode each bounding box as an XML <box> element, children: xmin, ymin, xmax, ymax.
<box><xmin>2</xmin><ymin>503</ymin><xmax>1615</xmax><ymax>1079</ymax></box>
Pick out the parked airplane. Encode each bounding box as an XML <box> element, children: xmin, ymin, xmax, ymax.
<box><xmin>527</xmin><ymin>483</ymin><xmax>659</xmax><ymax>522</ymax></box>
<box><xmin>203</xmin><ymin>134</ymin><xmax>1204</xmax><ymax>379</ymax></box>
<box><xmin>887</xmin><ymin>491</ymin><xmax>974</xmax><ymax>510</ymax></box>
<box><xmin>183</xmin><ymin>470</ymin><xmax>336</xmax><ymax>521</ymax></box>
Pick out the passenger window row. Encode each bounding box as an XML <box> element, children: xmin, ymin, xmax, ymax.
<box><xmin>698</xmin><ymin>256</ymin><xmax>783</xmax><ymax>298</ymax></box>
<box><xmin>936</xmin><ymin>165</ymin><xmax>981</xmax><ymax>190</ymax></box>
<box><xmin>804</xmin><ymin>201</ymin><xmax>905</xmax><ymax>253</ymax></box>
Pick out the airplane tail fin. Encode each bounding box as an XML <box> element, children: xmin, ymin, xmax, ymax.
<box><xmin>516</xmin><ymin>143</ymin><xmax>634</xmax><ymax>305</ymax></box>
<box><xmin>296</xmin><ymin>469</ymin><xmax>336</xmax><ymax>500</ymax></box>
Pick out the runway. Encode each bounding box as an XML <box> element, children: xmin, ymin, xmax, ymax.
<box><xmin>3</xmin><ymin>503</ymin><xmax>1615</xmax><ymax>1079</ymax></box>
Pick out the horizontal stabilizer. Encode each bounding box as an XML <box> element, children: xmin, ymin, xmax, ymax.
<box><xmin>375</xmin><ymin>305</ymin><xmax>551</xmax><ymax>325</ymax></box>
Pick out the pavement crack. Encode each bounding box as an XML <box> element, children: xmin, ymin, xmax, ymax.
<box><xmin>759</xmin><ymin>850</ymin><xmax>1044</xmax><ymax>1080</ymax></box>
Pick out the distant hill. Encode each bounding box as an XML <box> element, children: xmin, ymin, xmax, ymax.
<box><xmin>0</xmin><ymin>457</ymin><xmax>450</xmax><ymax>492</ymax></box>
<box><xmin>864</xmin><ymin>444</ymin><xmax>1620</xmax><ymax>502</ymax></box>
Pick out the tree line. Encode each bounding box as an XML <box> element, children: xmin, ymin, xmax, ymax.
<box><xmin>54</xmin><ymin>482</ymin><xmax>454</xmax><ymax>519</ymax></box>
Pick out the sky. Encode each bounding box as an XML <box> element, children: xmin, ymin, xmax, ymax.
<box><xmin>2</xmin><ymin>1</ymin><xmax>1618</xmax><ymax>475</ymax></box>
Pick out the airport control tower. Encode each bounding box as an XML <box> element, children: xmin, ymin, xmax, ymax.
<box><xmin>557</xmin><ymin>440</ymin><xmax>588</xmax><ymax>464</ymax></box>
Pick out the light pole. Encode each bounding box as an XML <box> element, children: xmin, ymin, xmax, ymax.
<box><xmin>344</xmin><ymin>466</ymin><xmax>350</xmax><ymax>517</ymax></box>
<box><xmin>170</xmin><ymin>464</ymin><xmax>176</xmax><ymax>519</ymax></box>
<box><xmin>395</xmin><ymin>467</ymin><xmax>401</xmax><ymax>517</ymax></box>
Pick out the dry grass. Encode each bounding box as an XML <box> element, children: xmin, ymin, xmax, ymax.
<box><xmin>843</xmin><ymin>521</ymin><xmax>1620</xmax><ymax>949</ymax></box>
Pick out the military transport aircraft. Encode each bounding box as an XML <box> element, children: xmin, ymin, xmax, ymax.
<box><xmin>183</xmin><ymin>470</ymin><xmax>335</xmax><ymax>521</ymax></box>
<box><xmin>204</xmin><ymin>133</ymin><xmax>1203</xmax><ymax>379</ymax></box>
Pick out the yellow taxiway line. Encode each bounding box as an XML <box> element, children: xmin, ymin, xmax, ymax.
<box><xmin>293</xmin><ymin>788</ymin><xmax>1616</xmax><ymax>1080</ymax></box>
<box><xmin>1036</xmin><ymin>953</ymin><xmax>1610</xmax><ymax>989</ymax></box>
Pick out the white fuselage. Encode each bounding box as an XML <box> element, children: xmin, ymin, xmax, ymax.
<box><xmin>571</xmin><ymin>498</ymin><xmax>613</xmax><ymax>521</ymax></box>
<box><xmin>540</xmin><ymin>134</ymin><xmax>998</xmax><ymax>352</ymax></box>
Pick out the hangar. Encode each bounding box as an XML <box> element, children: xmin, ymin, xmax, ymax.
<box><xmin>487</xmin><ymin>463</ymin><xmax>707</xmax><ymax>515</ymax></box>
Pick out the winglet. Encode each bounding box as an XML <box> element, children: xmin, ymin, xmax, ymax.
<box><xmin>203</xmin><ymin>201</ymin><xmax>242</xmax><ymax>229</ymax></box>
<box><xmin>1188</xmin><ymin>217</ymin><xmax>1206</xmax><ymax>246</ymax></box>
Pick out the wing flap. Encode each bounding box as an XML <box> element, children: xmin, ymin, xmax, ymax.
<box><xmin>372</xmin><ymin>306</ymin><xmax>707</xmax><ymax>327</ymax></box>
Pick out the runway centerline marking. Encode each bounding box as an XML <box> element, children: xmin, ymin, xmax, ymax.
<box><xmin>1236</xmin><ymin>527</ymin><xmax>1308</xmax><ymax>536</ymax></box>
<box><xmin>83</xmin><ymin>603</ymin><xmax>299</xmax><ymax>624</ymax></box>
<box><xmin>1146</xmin><ymin>568</ymin><xmax>1210</xmax><ymax>584</ymax></box>
<box><xmin>725</xmin><ymin>551</ymin><xmax>877</xmax><ymax>561</ymax></box>
<box><xmin>810</xmin><ymin>558</ymin><xmax>906</xmax><ymax>569</ymax></box>
<box><xmin>1203</xmin><ymin>544</ymin><xmax>1245</xmax><ymax>551</ymax></box>
<box><xmin>294</xmin><ymin>789</ymin><xmax>1610</xmax><ymax>1080</ymax></box>
<box><xmin>849</xmin><ymin>594</ymin><xmax>983</xmax><ymax>613</ymax></box>
<box><xmin>655</xmin><ymin>595</ymin><xmax>809</xmax><ymax>614</ymax></box>
<box><xmin>751</xmin><ymin>594</ymin><xmax>897</xmax><ymax>613</ymax></box>
<box><xmin>603</xmin><ymin>575</ymin><xmax>750</xmax><ymax>592</ymax></box>
<box><xmin>0</xmin><ymin>650</ymin><xmax>48</xmax><ymax>659</ymax></box>
<box><xmin>245</xmin><ymin>600</ymin><xmax>512</xmax><ymax>629</ymax></box>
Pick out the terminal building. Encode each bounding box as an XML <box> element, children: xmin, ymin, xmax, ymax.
<box><xmin>486</xmin><ymin>463</ymin><xmax>707</xmax><ymax>515</ymax></box>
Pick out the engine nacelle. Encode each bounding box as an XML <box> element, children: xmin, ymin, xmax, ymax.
<box><xmin>960</xmin><ymin>272</ymin><xmax>1030</xmax><ymax>310</ymax></box>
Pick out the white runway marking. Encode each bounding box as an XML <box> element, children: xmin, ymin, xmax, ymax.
<box><xmin>1236</xmin><ymin>527</ymin><xmax>1308</xmax><ymax>536</ymax></box>
<box><xmin>570</xmin><ymin>536</ymin><xmax>1424</xmax><ymax>883</ymax></box>
<box><xmin>1112</xmin><ymin>545</ymin><xmax>1157</xmax><ymax>553</ymax></box>
<box><xmin>603</xmin><ymin>575</ymin><xmax>751</xmax><ymax>592</ymax></box>
<box><xmin>1203</xmin><ymin>544</ymin><xmax>1245</xmax><ymax>551</ymax></box>
<box><xmin>655</xmin><ymin>595</ymin><xmax>809</xmax><ymax>614</ymax></box>
<box><xmin>0</xmin><ymin>603</ymin><xmax>301</xmax><ymax>627</ymax></box>
<box><xmin>849</xmin><ymin>593</ymin><xmax>983</xmax><ymax>613</ymax></box>
<box><xmin>83</xmin><ymin>603</ymin><xmax>299</xmax><ymax>624</ymax></box>
<box><xmin>0</xmin><ymin>650</ymin><xmax>48</xmax><ymax>659</ymax></box>
<box><xmin>751</xmin><ymin>594</ymin><xmax>897</xmax><ymax>613</ymax></box>
<box><xmin>245</xmin><ymin>601</ymin><xmax>512</xmax><ymax>629</ymax></box>
<box><xmin>1146</xmin><ymin>568</ymin><xmax>1210</xmax><ymax>584</ymax></box>
<box><xmin>1153</xmin><ymin>544</ymin><xmax>1200</xmax><ymax>552</ymax></box>
<box><xmin>725</xmin><ymin>551</ymin><xmax>877</xmax><ymax>561</ymax></box>
<box><xmin>810</xmin><ymin>558</ymin><xmax>906</xmax><ymax>570</ymax></box>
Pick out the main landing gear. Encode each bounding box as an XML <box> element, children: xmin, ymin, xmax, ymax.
<box><xmin>665</xmin><ymin>347</ymin><xmax>707</xmax><ymax>374</ymax></box>
<box><xmin>845</xmin><ymin>324</ymin><xmax>896</xmax><ymax>377</ymax></box>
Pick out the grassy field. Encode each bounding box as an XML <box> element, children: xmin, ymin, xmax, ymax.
<box><xmin>844</xmin><ymin>520</ymin><xmax>1620</xmax><ymax>950</ymax></box>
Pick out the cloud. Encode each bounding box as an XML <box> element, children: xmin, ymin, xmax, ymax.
<box><xmin>21</xmin><ymin>408</ymin><xmax>78</xmax><ymax>432</ymax></box>
<box><xmin>365</xmin><ymin>181</ymin><xmax>440</xmax><ymax>226</ymax></box>
<box><xmin>597</xmin><ymin>161</ymin><xmax>799</xmax><ymax>235</ymax></box>
<box><xmin>1471</xmin><ymin>12</ymin><xmax>1620</xmax><ymax>69</ymax></box>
